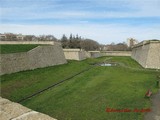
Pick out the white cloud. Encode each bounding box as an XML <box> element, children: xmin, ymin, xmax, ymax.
<box><xmin>1</xmin><ymin>0</ymin><xmax>160</xmax><ymax>44</ymax></box>
<box><xmin>1</xmin><ymin>8</ymin><xmax>160</xmax><ymax>20</ymax></box>
<box><xmin>1</xmin><ymin>0</ymin><xmax>160</xmax><ymax>20</ymax></box>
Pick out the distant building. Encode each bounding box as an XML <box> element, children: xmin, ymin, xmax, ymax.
<box><xmin>127</xmin><ymin>38</ymin><xmax>138</xmax><ymax>47</ymax></box>
<box><xmin>0</xmin><ymin>34</ymin><xmax>6</xmax><ymax>40</ymax></box>
<box><xmin>16</xmin><ymin>34</ymin><xmax>25</xmax><ymax>41</ymax></box>
<box><xmin>99</xmin><ymin>45</ymin><xmax>109</xmax><ymax>51</ymax></box>
<box><xmin>0</xmin><ymin>33</ymin><xmax>25</xmax><ymax>41</ymax></box>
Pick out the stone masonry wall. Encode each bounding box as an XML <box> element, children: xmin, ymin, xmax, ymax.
<box><xmin>131</xmin><ymin>44</ymin><xmax>150</xmax><ymax>67</ymax></box>
<box><xmin>88</xmin><ymin>51</ymin><xmax>102</xmax><ymax>58</ymax></box>
<box><xmin>84</xmin><ymin>51</ymin><xmax>91</xmax><ymax>58</ymax></box>
<box><xmin>0</xmin><ymin>45</ymin><xmax>67</xmax><ymax>75</ymax></box>
<box><xmin>63</xmin><ymin>49</ymin><xmax>131</xmax><ymax>60</ymax></box>
<box><xmin>101</xmin><ymin>51</ymin><xmax>131</xmax><ymax>56</ymax></box>
<box><xmin>145</xmin><ymin>42</ymin><xmax>160</xmax><ymax>69</ymax></box>
<box><xmin>131</xmin><ymin>41</ymin><xmax>160</xmax><ymax>69</ymax></box>
<box><xmin>1</xmin><ymin>52</ymin><xmax>29</xmax><ymax>75</ymax></box>
<box><xmin>63</xmin><ymin>49</ymin><xmax>86</xmax><ymax>60</ymax></box>
<box><xmin>0</xmin><ymin>41</ymin><xmax>58</xmax><ymax>45</ymax></box>
<box><xmin>78</xmin><ymin>50</ymin><xmax>86</xmax><ymax>60</ymax></box>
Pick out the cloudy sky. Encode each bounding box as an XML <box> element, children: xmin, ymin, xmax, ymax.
<box><xmin>0</xmin><ymin>0</ymin><xmax>160</xmax><ymax>44</ymax></box>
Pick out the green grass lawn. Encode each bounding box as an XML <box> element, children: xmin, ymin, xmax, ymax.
<box><xmin>0</xmin><ymin>44</ymin><xmax>39</xmax><ymax>54</ymax></box>
<box><xmin>1</xmin><ymin>56</ymin><xmax>159</xmax><ymax>120</ymax></box>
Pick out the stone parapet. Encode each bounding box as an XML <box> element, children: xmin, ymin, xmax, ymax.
<box><xmin>101</xmin><ymin>51</ymin><xmax>131</xmax><ymax>56</ymax></box>
<box><xmin>0</xmin><ymin>41</ymin><xmax>61</xmax><ymax>46</ymax></box>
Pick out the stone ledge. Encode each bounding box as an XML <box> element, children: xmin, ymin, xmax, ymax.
<box><xmin>0</xmin><ymin>97</ymin><xmax>57</xmax><ymax>120</ymax></box>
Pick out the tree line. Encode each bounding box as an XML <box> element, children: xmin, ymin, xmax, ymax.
<box><xmin>0</xmin><ymin>33</ymin><xmax>131</xmax><ymax>51</ymax></box>
<box><xmin>61</xmin><ymin>34</ymin><xmax>131</xmax><ymax>51</ymax></box>
<box><xmin>60</xmin><ymin>34</ymin><xmax>99</xmax><ymax>51</ymax></box>
<box><xmin>100</xmin><ymin>42</ymin><xmax>131</xmax><ymax>51</ymax></box>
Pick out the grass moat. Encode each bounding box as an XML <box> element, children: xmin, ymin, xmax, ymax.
<box><xmin>1</xmin><ymin>56</ymin><xmax>159</xmax><ymax>120</ymax></box>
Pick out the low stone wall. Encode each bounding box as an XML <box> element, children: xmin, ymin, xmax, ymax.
<box><xmin>0</xmin><ymin>97</ymin><xmax>56</xmax><ymax>120</ymax></box>
<box><xmin>63</xmin><ymin>49</ymin><xmax>131</xmax><ymax>60</ymax></box>
<box><xmin>63</xmin><ymin>49</ymin><xmax>86</xmax><ymax>60</ymax></box>
<box><xmin>63</xmin><ymin>49</ymin><xmax>103</xmax><ymax>60</ymax></box>
<box><xmin>0</xmin><ymin>41</ymin><xmax>61</xmax><ymax>45</ymax></box>
<box><xmin>131</xmin><ymin>40</ymin><xmax>160</xmax><ymax>69</ymax></box>
<box><xmin>0</xmin><ymin>45</ymin><xmax>67</xmax><ymax>75</ymax></box>
<box><xmin>88</xmin><ymin>51</ymin><xmax>102</xmax><ymax>58</ymax></box>
<box><xmin>101</xmin><ymin>51</ymin><xmax>131</xmax><ymax>56</ymax></box>
<box><xmin>84</xmin><ymin>51</ymin><xmax>91</xmax><ymax>58</ymax></box>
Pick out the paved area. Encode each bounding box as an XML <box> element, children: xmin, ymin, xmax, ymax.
<box><xmin>0</xmin><ymin>97</ymin><xmax>57</xmax><ymax>120</ymax></box>
<box><xmin>144</xmin><ymin>89</ymin><xmax>160</xmax><ymax>120</ymax></box>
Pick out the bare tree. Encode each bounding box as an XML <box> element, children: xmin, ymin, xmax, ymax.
<box><xmin>24</xmin><ymin>35</ymin><xmax>37</xmax><ymax>41</ymax></box>
<box><xmin>61</xmin><ymin>34</ymin><xmax>68</xmax><ymax>48</ymax></box>
<box><xmin>105</xmin><ymin>42</ymin><xmax>129</xmax><ymax>51</ymax></box>
<box><xmin>5</xmin><ymin>33</ymin><xmax>17</xmax><ymax>41</ymax></box>
<box><xmin>80</xmin><ymin>39</ymin><xmax>99</xmax><ymax>51</ymax></box>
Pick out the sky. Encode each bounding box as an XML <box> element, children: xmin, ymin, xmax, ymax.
<box><xmin>0</xmin><ymin>0</ymin><xmax>160</xmax><ymax>44</ymax></box>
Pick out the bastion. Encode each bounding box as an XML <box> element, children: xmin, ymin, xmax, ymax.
<box><xmin>131</xmin><ymin>40</ymin><xmax>160</xmax><ymax>69</ymax></box>
<box><xmin>0</xmin><ymin>42</ymin><xmax>67</xmax><ymax>75</ymax></box>
<box><xmin>63</xmin><ymin>49</ymin><xmax>86</xmax><ymax>60</ymax></box>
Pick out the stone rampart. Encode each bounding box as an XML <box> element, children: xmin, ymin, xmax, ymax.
<box><xmin>63</xmin><ymin>49</ymin><xmax>131</xmax><ymax>60</ymax></box>
<box><xmin>88</xmin><ymin>51</ymin><xmax>102</xmax><ymax>58</ymax></box>
<box><xmin>63</xmin><ymin>49</ymin><xmax>103</xmax><ymax>60</ymax></box>
<box><xmin>84</xmin><ymin>51</ymin><xmax>91</xmax><ymax>58</ymax></box>
<box><xmin>0</xmin><ymin>41</ymin><xmax>61</xmax><ymax>45</ymax></box>
<box><xmin>0</xmin><ymin>45</ymin><xmax>67</xmax><ymax>75</ymax></box>
<box><xmin>63</xmin><ymin>49</ymin><xmax>86</xmax><ymax>60</ymax></box>
<box><xmin>131</xmin><ymin>40</ymin><xmax>160</xmax><ymax>69</ymax></box>
<box><xmin>101</xmin><ymin>51</ymin><xmax>131</xmax><ymax>56</ymax></box>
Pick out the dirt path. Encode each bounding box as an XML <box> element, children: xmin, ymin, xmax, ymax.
<box><xmin>144</xmin><ymin>89</ymin><xmax>160</xmax><ymax>120</ymax></box>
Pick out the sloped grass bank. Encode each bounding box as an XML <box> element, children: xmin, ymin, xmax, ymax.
<box><xmin>0</xmin><ymin>44</ymin><xmax>38</xmax><ymax>54</ymax></box>
<box><xmin>1</xmin><ymin>60</ymin><xmax>90</xmax><ymax>101</ymax></box>
<box><xmin>1</xmin><ymin>56</ymin><xmax>159</xmax><ymax>120</ymax></box>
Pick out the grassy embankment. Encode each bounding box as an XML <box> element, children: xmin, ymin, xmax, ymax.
<box><xmin>0</xmin><ymin>44</ymin><xmax>39</xmax><ymax>54</ymax></box>
<box><xmin>1</xmin><ymin>56</ymin><xmax>159</xmax><ymax>120</ymax></box>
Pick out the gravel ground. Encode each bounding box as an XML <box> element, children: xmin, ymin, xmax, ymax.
<box><xmin>144</xmin><ymin>89</ymin><xmax>160</xmax><ymax>120</ymax></box>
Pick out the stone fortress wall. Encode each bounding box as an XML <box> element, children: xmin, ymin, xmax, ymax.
<box><xmin>101</xmin><ymin>51</ymin><xmax>131</xmax><ymax>56</ymax></box>
<box><xmin>63</xmin><ymin>49</ymin><xmax>86</xmax><ymax>60</ymax></box>
<box><xmin>0</xmin><ymin>40</ymin><xmax>134</xmax><ymax>75</ymax></box>
<box><xmin>0</xmin><ymin>44</ymin><xmax>67</xmax><ymax>75</ymax></box>
<box><xmin>63</xmin><ymin>49</ymin><xmax>103</xmax><ymax>60</ymax></box>
<box><xmin>88</xmin><ymin>51</ymin><xmax>102</xmax><ymax>58</ymax></box>
<box><xmin>63</xmin><ymin>49</ymin><xmax>131</xmax><ymax>61</ymax></box>
<box><xmin>131</xmin><ymin>40</ymin><xmax>160</xmax><ymax>69</ymax></box>
<box><xmin>0</xmin><ymin>40</ymin><xmax>58</xmax><ymax>45</ymax></box>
